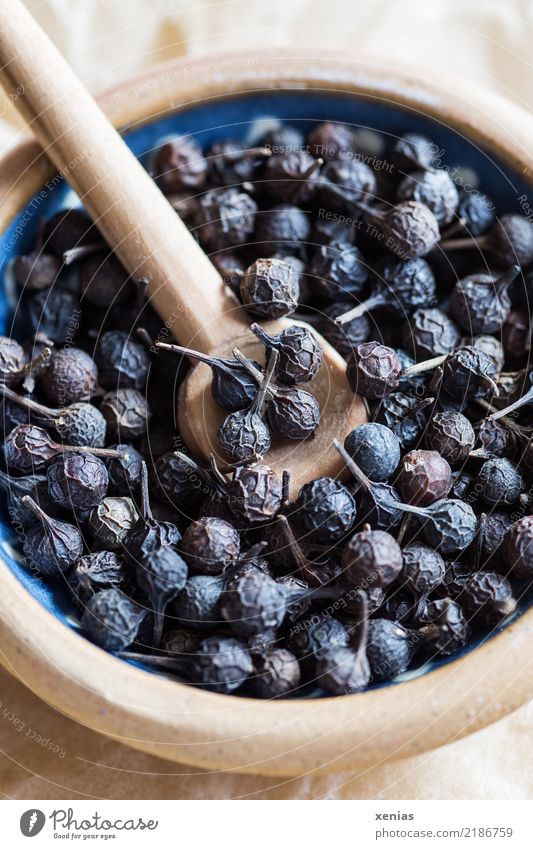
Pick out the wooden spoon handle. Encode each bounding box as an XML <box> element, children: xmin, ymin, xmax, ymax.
<box><xmin>0</xmin><ymin>0</ymin><xmax>249</xmax><ymax>353</ymax></box>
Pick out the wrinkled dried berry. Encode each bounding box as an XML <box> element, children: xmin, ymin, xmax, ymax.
<box><xmin>40</xmin><ymin>347</ymin><xmax>98</xmax><ymax>405</ymax></box>
<box><xmin>347</xmin><ymin>342</ymin><xmax>401</xmax><ymax>399</ymax></box>
<box><xmin>240</xmin><ymin>257</ymin><xmax>299</xmax><ymax>319</ymax></box>
<box><xmin>341</xmin><ymin>528</ymin><xmax>402</xmax><ymax>590</ymax></box>
<box><xmin>503</xmin><ymin>516</ymin><xmax>533</xmax><ymax>579</ymax></box>
<box><xmin>181</xmin><ymin>516</ymin><xmax>240</xmax><ymax>574</ymax></box>
<box><xmin>101</xmin><ymin>388</ymin><xmax>151</xmax><ymax>440</ymax></box>
<box><xmin>89</xmin><ymin>496</ymin><xmax>139</xmax><ymax>551</ymax></box>
<box><xmin>251</xmin><ymin>648</ymin><xmax>301</xmax><ymax>698</ymax></box>
<box><xmin>477</xmin><ymin>458</ymin><xmax>523</xmax><ymax>506</ymax></box>
<box><xmin>81</xmin><ymin>588</ymin><xmax>146</xmax><ymax>652</ymax></box>
<box><xmin>344</xmin><ymin>423</ymin><xmax>400</xmax><ymax>482</ymax></box>
<box><xmin>21</xmin><ymin>495</ymin><xmax>83</xmax><ymax>576</ymax></box>
<box><xmin>251</xmin><ymin>323</ymin><xmax>323</xmax><ymax>385</ymax></box>
<box><xmin>95</xmin><ymin>331</ymin><xmax>150</xmax><ymax>390</ymax></box>
<box><xmin>47</xmin><ymin>452</ymin><xmax>109</xmax><ymax>510</ymax></box>
<box><xmin>228</xmin><ymin>464</ymin><xmax>282</xmax><ymax>525</ymax></box>
<box><xmin>153</xmin><ymin>136</ymin><xmax>207</xmax><ymax>193</ymax></box>
<box><xmin>426</xmin><ymin>411</ymin><xmax>475</xmax><ymax>466</ymax></box>
<box><xmin>460</xmin><ymin>571</ymin><xmax>516</xmax><ymax>625</ymax></box>
<box><xmin>397</xmin><ymin>449</ymin><xmax>452</xmax><ymax>506</ymax></box>
<box><xmin>293</xmin><ymin>476</ymin><xmax>356</xmax><ymax>543</ymax></box>
<box><xmin>366</xmin><ymin>618</ymin><xmax>413</xmax><ymax>681</ymax></box>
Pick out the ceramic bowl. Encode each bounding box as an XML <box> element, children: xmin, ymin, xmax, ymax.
<box><xmin>1</xmin><ymin>51</ymin><xmax>533</xmax><ymax>776</ymax></box>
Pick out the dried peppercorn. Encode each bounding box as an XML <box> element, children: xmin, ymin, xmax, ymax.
<box><xmin>390</xmin><ymin>132</ymin><xmax>437</xmax><ymax>171</ymax></box>
<box><xmin>153</xmin><ymin>451</ymin><xmax>216</xmax><ymax>513</ymax></box>
<box><xmin>173</xmin><ymin>574</ymin><xmax>225</xmax><ymax>630</ymax></box>
<box><xmin>196</xmin><ymin>187</ymin><xmax>258</xmax><ymax>252</ymax></box>
<box><xmin>0</xmin><ymin>469</ymin><xmax>56</xmax><ymax>527</ymax></box>
<box><xmin>503</xmin><ymin>516</ymin><xmax>533</xmax><ymax>579</ymax></box>
<box><xmin>292</xmin><ymin>476</ymin><xmax>356</xmax><ymax>544</ymax></box>
<box><xmin>47</xmin><ymin>452</ymin><xmax>109</xmax><ymax>510</ymax></box>
<box><xmin>105</xmin><ymin>443</ymin><xmax>143</xmax><ymax>494</ymax></box>
<box><xmin>26</xmin><ymin>288</ymin><xmax>81</xmax><ymax>344</ymax></box>
<box><xmin>336</xmin><ymin>257</ymin><xmax>436</xmax><ymax>324</ymax></box>
<box><xmin>320</xmin><ymin>158</ymin><xmax>376</xmax><ymax>205</ymax></box>
<box><xmin>307</xmin><ymin>121</ymin><xmax>354</xmax><ymax>161</ymax></box>
<box><xmin>477</xmin><ymin>457</ymin><xmax>524</xmax><ymax>506</ymax></box>
<box><xmin>401</xmin><ymin>542</ymin><xmax>445</xmax><ymax>604</ymax></box>
<box><xmin>71</xmin><ymin>550</ymin><xmax>125</xmax><ymax>599</ymax></box>
<box><xmin>95</xmin><ymin>331</ymin><xmax>150</xmax><ymax>390</ymax></box>
<box><xmin>42</xmin><ymin>208</ymin><xmax>96</xmax><ymax>257</ymax></box>
<box><xmin>404</xmin><ymin>345</ymin><xmax>498</xmax><ymax>402</ymax></box>
<box><xmin>334</xmin><ymin>440</ymin><xmax>403</xmax><ymax>530</ymax></box>
<box><xmin>502</xmin><ymin>311</ymin><xmax>530</xmax><ymax>362</ymax></box>
<box><xmin>0</xmin><ymin>336</ymin><xmax>28</xmax><ymax>385</ymax></box>
<box><xmin>262</xmin><ymin>148</ymin><xmax>321</xmax><ymax>204</ymax></box>
<box><xmin>4</xmin><ymin>423</ymin><xmax>121</xmax><ymax>474</ymax></box>
<box><xmin>220</xmin><ymin>571</ymin><xmax>290</xmax><ymax>637</ymax></box>
<box><xmin>397</xmin><ymin>449</ymin><xmax>452</xmax><ymax>506</ymax></box>
<box><xmin>125</xmin><ymin>463</ymin><xmax>181</xmax><ymax>567</ymax></box>
<box><xmin>251</xmin><ymin>323</ymin><xmax>323</xmax><ymax>386</ymax></box>
<box><xmin>453</xmin><ymin>191</ymin><xmax>495</xmax><ymax>237</ymax></box>
<box><xmin>366</xmin><ymin>618</ymin><xmax>413</xmax><ymax>682</ymax></box>
<box><xmin>343</xmin><ymin>423</ymin><xmax>401</xmax><ymax>482</ymax></box>
<box><xmin>156</xmin><ymin>341</ymin><xmax>259</xmax><ymax>413</ymax></box>
<box><xmin>440</xmin><ymin>213</ymin><xmax>533</xmax><ymax>267</ymax></box>
<box><xmin>181</xmin><ymin>516</ymin><xmax>240</xmax><ymax>574</ymax></box>
<box><xmin>316</xmin><ymin>593</ymin><xmax>370</xmax><ymax>695</ymax></box>
<box><xmin>40</xmin><ymin>347</ymin><xmax>98</xmax><ymax>405</ymax></box>
<box><xmin>425</xmin><ymin>411</ymin><xmax>475</xmax><ymax>466</ymax></box>
<box><xmin>251</xmin><ymin>648</ymin><xmax>301</xmax><ymax>698</ymax></box>
<box><xmin>101</xmin><ymin>388</ymin><xmax>151</xmax><ymax>441</ymax></box>
<box><xmin>81</xmin><ymin>588</ymin><xmax>147</xmax><ymax>652</ymax></box>
<box><xmin>403</xmin><ymin>307</ymin><xmax>461</xmax><ymax>359</ymax></box>
<box><xmin>79</xmin><ymin>253</ymin><xmax>129</xmax><ymax>308</ymax></box>
<box><xmin>450</xmin><ymin>266</ymin><xmax>518</xmax><ymax>335</ymax></box>
<box><xmin>287</xmin><ymin>614</ymin><xmax>349</xmax><ymax>665</ymax></box>
<box><xmin>217</xmin><ymin>351</ymin><xmax>276</xmax><ymax>463</ymax></box>
<box><xmin>418</xmin><ymin>597</ymin><xmax>470</xmax><ymax>656</ymax></box>
<box><xmin>265</xmin><ymin>384</ymin><xmax>320</xmax><ymax>440</ymax></box>
<box><xmin>228</xmin><ymin>463</ymin><xmax>282</xmax><ymax>525</ymax></box>
<box><xmin>207</xmin><ymin>140</ymin><xmax>270</xmax><ymax>187</ymax></box>
<box><xmin>460</xmin><ymin>571</ymin><xmax>516</xmax><ymax>625</ymax></box>
<box><xmin>397</xmin><ymin>497</ymin><xmax>478</xmax><ymax>556</ymax></box>
<box><xmin>0</xmin><ymin>383</ymin><xmax>107</xmax><ymax>447</ymax></box>
<box><xmin>183</xmin><ymin>636</ymin><xmax>253</xmax><ymax>693</ymax></box>
<box><xmin>318</xmin><ymin>303</ymin><xmax>370</xmax><ymax>358</ymax></box>
<box><xmin>239</xmin><ymin>257</ymin><xmax>299</xmax><ymax>319</ymax></box>
<box><xmin>341</xmin><ymin>527</ymin><xmax>402</xmax><ymax>590</ymax></box>
<box><xmin>397</xmin><ymin>168</ymin><xmax>459</xmax><ymax>226</ymax></box>
<box><xmin>309</xmin><ymin>241</ymin><xmax>369</xmax><ymax>301</ymax></box>
<box><xmin>153</xmin><ymin>136</ymin><xmax>207</xmax><ymax>193</ymax></box>
<box><xmin>89</xmin><ymin>496</ymin><xmax>139</xmax><ymax>551</ymax></box>
<box><xmin>374</xmin><ymin>392</ymin><xmax>433</xmax><ymax>451</ymax></box>
<box><xmin>21</xmin><ymin>495</ymin><xmax>84</xmax><ymax>576</ymax></box>
<box><xmin>254</xmin><ymin>204</ymin><xmax>311</xmax><ymax>257</ymax></box>
<box><xmin>14</xmin><ymin>251</ymin><xmax>61</xmax><ymax>291</ymax></box>
<box><xmin>346</xmin><ymin>342</ymin><xmax>401</xmax><ymax>399</ymax></box>
<box><xmin>136</xmin><ymin>546</ymin><xmax>188</xmax><ymax>645</ymax></box>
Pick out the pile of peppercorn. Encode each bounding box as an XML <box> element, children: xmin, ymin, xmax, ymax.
<box><xmin>3</xmin><ymin>119</ymin><xmax>533</xmax><ymax>699</ymax></box>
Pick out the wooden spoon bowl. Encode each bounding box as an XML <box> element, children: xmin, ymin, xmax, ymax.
<box><xmin>0</xmin><ymin>44</ymin><xmax>533</xmax><ymax>775</ymax></box>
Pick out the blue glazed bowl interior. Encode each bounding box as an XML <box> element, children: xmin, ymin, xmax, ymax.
<box><xmin>1</xmin><ymin>90</ymin><xmax>532</xmax><ymax>692</ymax></box>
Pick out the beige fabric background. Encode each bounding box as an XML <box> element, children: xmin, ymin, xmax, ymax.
<box><xmin>1</xmin><ymin>0</ymin><xmax>533</xmax><ymax>800</ymax></box>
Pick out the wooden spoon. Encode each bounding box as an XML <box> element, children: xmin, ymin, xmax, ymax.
<box><xmin>0</xmin><ymin>0</ymin><xmax>366</xmax><ymax>494</ymax></box>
